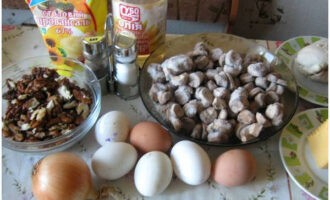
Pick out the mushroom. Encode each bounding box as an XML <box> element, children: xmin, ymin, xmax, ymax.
<box><xmin>218</xmin><ymin>109</ymin><xmax>229</xmax><ymax>120</ymax></box>
<box><xmin>168</xmin><ymin>116</ymin><xmax>182</xmax><ymax>132</ymax></box>
<box><xmin>206</xmin><ymin>119</ymin><xmax>233</xmax><ymax>143</ymax></box>
<box><xmin>265</xmin><ymin>102</ymin><xmax>284</xmax><ymax>126</ymax></box>
<box><xmin>195</xmin><ymin>87</ymin><xmax>214</xmax><ymax>107</ymax></box>
<box><xmin>236</xmin><ymin>123</ymin><xmax>263</xmax><ymax>142</ymax></box>
<box><xmin>225</xmin><ymin>50</ymin><xmax>242</xmax><ymax>68</ymax></box>
<box><xmin>157</xmin><ymin>91</ymin><xmax>172</xmax><ymax>105</ymax></box>
<box><xmin>199</xmin><ymin>107</ymin><xmax>218</xmax><ymax>124</ymax></box>
<box><xmin>229</xmin><ymin>87</ymin><xmax>249</xmax><ymax>114</ymax></box>
<box><xmin>212</xmin><ymin>97</ymin><xmax>227</xmax><ymax>110</ymax></box>
<box><xmin>275</xmin><ymin>85</ymin><xmax>285</xmax><ymax>95</ymax></box>
<box><xmin>214</xmin><ymin>71</ymin><xmax>229</xmax><ymax>88</ymax></box>
<box><xmin>224</xmin><ymin>72</ymin><xmax>237</xmax><ymax>91</ymax></box>
<box><xmin>161</xmin><ymin>54</ymin><xmax>194</xmax><ymax>77</ymax></box>
<box><xmin>256</xmin><ymin>112</ymin><xmax>272</xmax><ymax>128</ymax></box>
<box><xmin>255</xmin><ymin>77</ymin><xmax>268</xmax><ymax>89</ymax></box>
<box><xmin>181</xmin><ymin>117</ymin><xmax>196</xmax><ymax>134</ymax></box>
<box><xmin>191</xmin><ymin>123</ymin><xmax>203</xmax><ymax>139</ymax></box>
<box><xmin>169</xmin><ymin>72</ymin><xmax>189</xmax><ymax>87</ymax></box>
<box><xmin>210</xmin><ymin>48</ymin><xmax>224</xmax><ymax>61</ymax></box>
<box><xmin>147</xmin><ymin>63</ymin><xmax>166</xmax><ymax>83</ymax></box>
<box><xmin>265</xmin><ymin>91</ymin><xmax>280</xmax><ymax>104</ymax></box>
<box><xmin>183</xmin><ymin>100</ymin><xmax>202</xmax><ymax>118</ymax></box>
<box><xmin>195</xmin><ymin>55</ymin><xmax>213</xmax><ymax>70</ymax></box>
<box><xmin>247</xmin><ymin>62</ymin><xmax>269</xmax><ymax>77</ymax></box>
<box><xmin>205</xmin><ymin>69</ymin><xmax>219</xmax><ymax>80</ymax></box>
<box><xmin>243</xmin><ymin>82</ymin><xmax>255</xmax><ymax>93</ymax></box>
<box><xmin>237</xmin><ymin>109</ymin><xmax>256</xmax><ymax>124</ymax></box>
<box><xmin>218</xmin><ymin>53</ymin><xmax>226</xmax><ymax>67</ymax></box>
<box><xmin>248</xmin><ymin>87</ymin><xmax>264</xmax><ymax>99</ymax></box>
<box><xmin>206</xmin><ymin>80</ymin><xmax>218</xmax><ymax>91</ymax></box>
<box><xmin>174</xmin><ymin>85</ymin><xmax>193</xmax><ymax>105</ymax></box>
<box><xmin>254</xmin><ymin>92</ymin><xmax>266</xmax><ymax>108</ymax></box>
<box><xmin>166</xmin><ymin>103</ymin><xmax>184</xmax><ymax>119</ymax></box>
<box><xmin>213</xmin><ymin>87</ymin><xmax>229</xmax><ymax>99</ymax></box>
<box><xmin>240</xmin><ymin>73</ymin><xmax>255</xmax><ymax>84</ymax></box>
<box><xmin>266</xmin><ymin>73</ymin><xmax>279</xmax><ymax>83</ymax></box>
<box><xmin>190</xmin><ymin>42</ymin><xmax>209</xmax><ymax>57</ymax></box>
<box><xmin>149</xmin><ymin>83</ymin><xmax>172</xmax><ymax>104</ymax></box>
<box><xmin>189</xmin><ymin>71</ymin><xmax>205</xmax><ymax>88</ymax></box>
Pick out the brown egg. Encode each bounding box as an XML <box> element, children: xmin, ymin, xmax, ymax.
<box><xmin>212</xmin><ymin>149</ymin><xmax>257</xmax><ymax>187</ymax></box>
<box><xmin>129</xmin><ymin>121</ymin><xmax>172</xmax><ymax>154</ymax></box>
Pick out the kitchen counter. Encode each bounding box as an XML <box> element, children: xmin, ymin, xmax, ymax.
<box><xmin>2</xmin><ymin>25</ymin><xmax>323</xmax><ymax>200</ymax></box>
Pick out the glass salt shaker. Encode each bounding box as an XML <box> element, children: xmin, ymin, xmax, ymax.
<box><xmin>82</xmin><ymin>35</ymin><xmax>109</xmax><ymax>95</ymax></box>
<box><xmin>113</xmin><ymin>32</ymin><xmax>139</xmax><ymax>100</ymax></box>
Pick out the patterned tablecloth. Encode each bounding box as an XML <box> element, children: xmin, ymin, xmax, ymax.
<box><xmin>2</xmin><ymin>26</ymin><xmax>322</xmax><ymax>200</ymax></box>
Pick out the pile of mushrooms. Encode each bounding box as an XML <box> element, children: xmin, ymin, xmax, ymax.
<box><xmin>148</xmin><ymin>42</ymin><xmax>286</xmax><ymax>143</ymax></box>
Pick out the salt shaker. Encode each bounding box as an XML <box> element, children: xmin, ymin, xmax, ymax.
<box><xmin>113</xmin><ymin>32</ymin><xmax>139</xmax><ymax>100</ymax></box>
<box><xmin>82</xmin><ymin>36</ymin><xmax>109</xmax><ymax>95</ymax></box>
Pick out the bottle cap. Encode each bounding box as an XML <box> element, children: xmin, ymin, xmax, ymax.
<box><xmin>114</xmin><ymin>32</ymin><xmax>137</xmax><ymax>63</ymax></box>
<box><xmin>82</xmin><ymin>36</ymin><xmax>107</xmax><ymax>60</ymax></box>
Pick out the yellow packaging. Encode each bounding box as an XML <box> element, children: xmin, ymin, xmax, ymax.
<box><xmin>26</xmin><ymin>0</ymin><xmax>107</xmax><ymax>62</ymax></box>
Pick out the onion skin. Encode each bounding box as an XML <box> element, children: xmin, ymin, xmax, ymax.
<box><xmin>32</xmin><ymin>152</ymin><xmax>97</xmax><ymax>200</ymax></box>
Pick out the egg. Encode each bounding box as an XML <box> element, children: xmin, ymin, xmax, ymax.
<box><xmin>212</xmin><ymin>149</ymin><xmax>257</xmax><ymax>187</ymax></box>
<box><xmin>91</xmin><ymin>142</ymin><xmax>138</xmax><ymax>180</ymax></box>
<box><xmin>134</xmin><ymin>151</ymin><xmax>173</xmax><ymax>197</ymax></box>
<box><xmin>129</xmin><ymin>121</ymin><xmax>172</xmax><ymax>154</ymax></box>
<box><xmin>170</xmin><ymin>140</ymin><xmax>211</xmax><ymax>185</ymax></box>
<box><xmin>95</xmin><ymin>111</ymin><xmax>130</xmax><ymax>145</ymax></box>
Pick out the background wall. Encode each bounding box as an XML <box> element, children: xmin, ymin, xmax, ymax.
<box><xmin>230</xmin><ymin>0</ymin><xmax>328</xmax><ymax>40</ymax></box>
<box><xmin>2</xmin><ymin>0</ymin><xmax>328</xmax><ymax>41</ymax></box>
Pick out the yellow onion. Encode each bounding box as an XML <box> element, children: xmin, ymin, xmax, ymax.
<box><xmin>32</xmin><ymin>152</ymin><xmax>97</xmax><ymax>200</ymax></box>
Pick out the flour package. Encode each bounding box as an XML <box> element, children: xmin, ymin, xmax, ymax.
<box><xmin>26</xmin><ymin>0</ymin><xmax>107</xmax><ymax>62</ymax></box>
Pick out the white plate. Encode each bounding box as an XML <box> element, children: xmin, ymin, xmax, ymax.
<box><xmin>275</xmin><ymin>36</ymin><xmax>328</xmax><ymax>106</ymax></box>
<box><xmin>279</xmin><ymin>108</ymin><xmax>328</xmax><ymax>200</ymax></box>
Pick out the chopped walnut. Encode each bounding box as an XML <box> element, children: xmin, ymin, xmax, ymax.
<box><xmin>2</xmin><ymin>67</ymin><xmax>93</xmax><ymax>142</ymax></box>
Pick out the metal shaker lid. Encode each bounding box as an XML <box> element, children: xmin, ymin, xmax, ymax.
<box><xmin>82</xmin><ymin>35</ymin><xmax>107</xmax><ymax>59</ymax></box>
<box><xmin>114</xmin><ymin>32</ymin><xmax>137</xmax><ymax>63</ymax></box>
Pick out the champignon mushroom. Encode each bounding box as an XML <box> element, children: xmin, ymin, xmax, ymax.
<box><xmin>237</xmin><ymin>109</ymin><xmax>256</xmax><ymax>124</ymax></box>
<box><xmin>199</xmin><ymin>107</ymin><xmax>218</xmax><ymax>124</ymax></box>
<box><xmin>189</xmin><ymin>71</ymin><xmax>205</xmax><ymax>88</ymax></box>
<box><xmin>169</xmin><ymin>72</ymin><xmax>189</xmax><ymax>87</ymax></box>
<box><xmin>265</xmin><ymin>102</ymin><xmax>284</xmax><ymax>126</ymax></box>
<box><xmin>161</xmin><ymin>54</ymin><xmax>194</xmax><ymax>77</ymax></box>
<box><xmin>174</xmin><ymin>85</ymin><xmax>194</xmax><ymax>105</ymax></box>
<box><xmin>147</xmin><ymin>63</ymin><xmax>166</xmax><ymax>83</ymax></box>
<box><xmin>195</xmin><ymin>87</ymin><xmax>214</xmax><ymax>107</ymax></box>
<box><xmin>247</xmin><ymin>62</ymin><xmax>269</xmax><ymax>77</ymax></box>
<box><xmin>183</xmin><ymin>99</ymin><xmax>202</xmax><ymax>118</ymax></box>
<box><xmin>229</xmin><ymin>87</ymin><xmax>249</xmax><ymax>114</ymax></box>
<box><xmin>166</xmin><ymin>103</ymin><xmax>184</xmax><ymax>118</ymax></box>
<box><xmin>207</xmin><ymin>119</ymin><xmax>233</xmax><ymax>143</ymax></box>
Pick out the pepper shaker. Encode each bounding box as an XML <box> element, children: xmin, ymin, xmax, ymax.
<box><xmin>82</xmin><ymin>35</ymin><xmax>109</xmax><ymax>95</ymax></box>
<box><xmin>113</xmin><ymin>32</ymin><xmax>139</xmax><ymax>100</ymax></box>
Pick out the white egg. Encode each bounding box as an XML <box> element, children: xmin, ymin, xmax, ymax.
<box><xmin>95</xmin><ymin>111</ymin><xmax>130</xmax><ymax>145</ymax></box>
<box><xmin>91</xmin><ymin>142</ymin><xmax>137</xmax><ymax>180</ymax></box>
<box><xmin>134</xmin><ymin>151</ymin><xmax>173</xmax><ymax>197</ymax></box>
<box><xmin>170</xmin><ymin>140</ymin><xmax>211</xmax><ymax>185</ymax></box>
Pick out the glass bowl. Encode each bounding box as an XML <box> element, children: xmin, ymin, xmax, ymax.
<box><xmin>2</xmin><ymin>56</ymin><xmax>101</xmax><ymax>153</ymax></box>
<box><xmin>139</xmin><ymin>33</ymin><xmax>299</xmax><ymax>147</ymax></box>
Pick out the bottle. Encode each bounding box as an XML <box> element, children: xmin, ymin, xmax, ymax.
<box><xmin>113</xmin><ymin>32</ymin><xmax>139</xmax><ymax>100</ymax></box>
<box><xmin>82</xmin><ymin>35</ymin><xmax>109</xmax><ymax>95</ymax></box>
<box><xmin>111</xmin><ymin>0</ymin><xmax>167</xmax><ymax>63</ymax></box>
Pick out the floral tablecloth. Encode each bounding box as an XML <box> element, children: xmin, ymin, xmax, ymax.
<box><xmin>2</xmin><ymin>26</ymin><xmax>321</xmax><ymax>200</ymax></box>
